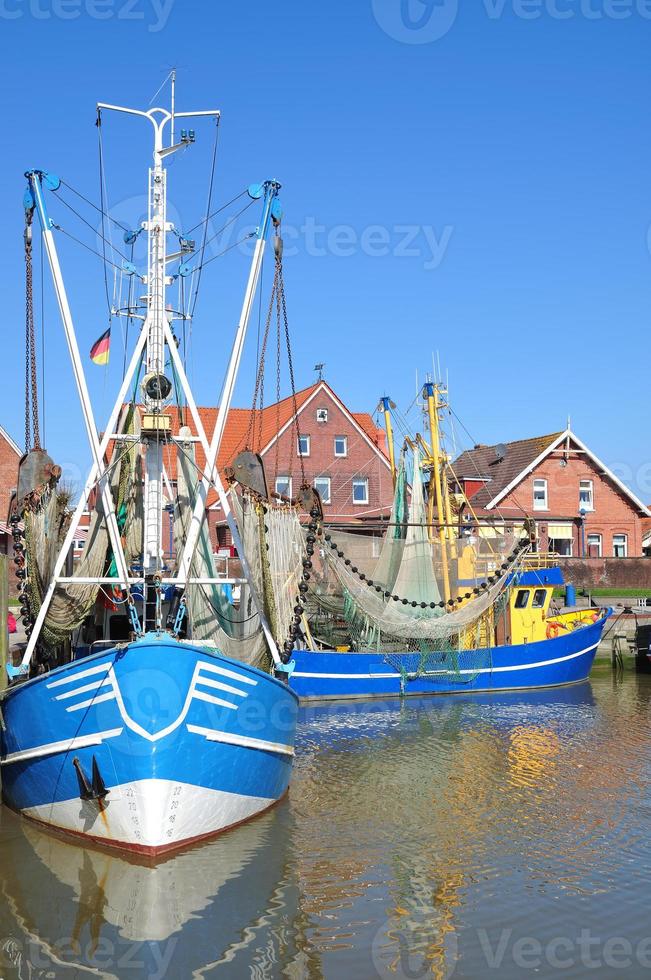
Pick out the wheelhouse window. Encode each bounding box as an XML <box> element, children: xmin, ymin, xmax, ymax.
<box><xmin>314</xmin><ymin>476</ymin><xmax>331</xmax><ymax>504</ymax></box>
<box><xmin>514</xmin><ymin>589</ymin><xmax>530</xmax><ymax>608</ymax></box>
<box><xmin>532</xmin><ymin>589</ymin><xmax>547</xmax><ymax>609</ymax></box>
<box><xmin>533</xmin><ymin>479</ymin><xmax>548</xmax><ymax>511</ymax></box>
<box><xmin>275</xmin><ymin>476</ymin><xmax>293</xmax><ymax>498</ymax></box>
<box><xmin>613</xmin><ymin>534</ymin><xmax>628</xmax><ymax>558</ymax></box>
<box><xmin>352</xmin><ymin>477</ymin><xmax>369</xmax><ymax>505</ymax></box>
<box><xmin>579</xmin><ymin>479</ymin><xmax>594</xmax><ymax>512</ymax></box>
<box><xmin>334</xmin><ymin>436</ymin><xmax>348</xmax><ymax>457</ymax></box>
<box><xmin>297</xmin><ymin>434</ymin><xmax>310</xmax><ymax>457</ymax></box>
<box><xmin>587</xmin><ymin>533</ymin><xmax>602</xmax><ymax>558</ymax></box>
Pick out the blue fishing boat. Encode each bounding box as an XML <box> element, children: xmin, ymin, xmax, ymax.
<box><xmin>290</xmin><ymin>386</ymin><xmax>611</xmax><ymax>702</ymax></box>
<box><xmin>1</xmin><ymin>83</ymin><xmax>302</xmax><ymax>855</ymax></box>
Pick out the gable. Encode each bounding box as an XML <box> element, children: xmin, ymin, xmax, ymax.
<box><xmin>453</xmin><ymin>432</ymin><xmax>562</xmax><ymax>509</ymax></box>
<box><xmin>0</xmin><ymin>426</ymin><xmax>21</xmax><ymax>459</ymax></box>
<box><xmin>487</xmin><ymin>431</ymin><xmax>650</xmax><ymax>517</ymax></box>
<box><xmin>259</xmin><ymin>382</ymin><xmax>390</xmax><ymax>465</ymax></box>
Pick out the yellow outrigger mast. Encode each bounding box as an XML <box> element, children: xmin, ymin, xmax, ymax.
<box><xmin>379</xmin><ymin>396</ymin><xmax>397</xmax><ymax>487</ymax></box>
<box><xmin>422</xmin><ymin>382</ymin><xmax>452</xmax><ymax>603</ymax></box>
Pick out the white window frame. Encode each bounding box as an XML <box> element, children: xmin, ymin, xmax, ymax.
<box><xmin>587</xmin><ymin>533</ymin><xmax>602</xmax><ymax>558</ymax></box>
<box><xmin>297</xmin><ymin>434</ymin><xmax>310</xmax><ymax>457</ymax></box>
<box><xmin>533</xmin><ymin>478</ymin><xmax>548</xmax><ymax>511</ymax></box>
<box><xmin>613</xmin><ymin>534</ymin><xmax>628</xmax><ymax>558</ymax></box>
<box><xmin>352</xmin><ymin>477</ymin><xmax>369</xmax><ymax>505</ymax></box>
<box><xmin>334</xmin><ymin>435</ymin><xmax>348</xmax><ymax>458</ymax></box>
<box><xmin>275</xmin><ymin>476</ymin><xmax>293</xmax><ymax>498</ymax></box>
<box><xmin>314</xmin><ymin>476</ymin><xmax>331</xmax><ymax>504</ymax></box>
<box><xmin>316</xmin><ymin>408</ymin><xmax>328</xmax><ymax>423</ymax></box>
<box><xmin>579</xmin><ymin>479</ymin><xmax>594</xmax><ymax>512</ymax></box>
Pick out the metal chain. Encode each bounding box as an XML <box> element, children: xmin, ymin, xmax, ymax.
<box><xmin>275</xmin><ymin>261</ymin><xmax>282</xmax><ymax>480</ymax></box>
<box><xmin>24</xmin><ymin>209</ymin><xmax>40</xmax><ymax>452</ymax></box>
<box><xmin>245</xmin><ymin>234</ymin><xmax>303</xmax><ymax>489</ymax></box>
<box><xmin>276</xmin><ymin>238</ymin><xmax>305</xmax><ymax>486</ymax></box>
<box><xmin>246</xmin><ymin>262</ymin><xmax>277</xmax><ymax>451</ymax></box>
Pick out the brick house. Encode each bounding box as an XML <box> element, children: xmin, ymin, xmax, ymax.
<box><xmin>0</xmin><ymin>425</ymin><xmax>22</xmax><ymax>593</ymax></box>
<box><xmin>453</xmin><ymin>428</ymin><xmax>650</xmax><ymax>558</ymax></box>
<box><xmin>130</xmin><ymin>380</ymin><xmax>393</xmax><ymax>556</ymax></box>
<box><xmin>211</xmin><ymin>380</ymin><xmax>393</xmax><ymax>544</ymax></box>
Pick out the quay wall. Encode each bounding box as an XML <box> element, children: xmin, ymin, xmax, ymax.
<box><xmin>558</xmin><ymin>557</ymin><xmax>651</xmax><ymax>591</ymax></box>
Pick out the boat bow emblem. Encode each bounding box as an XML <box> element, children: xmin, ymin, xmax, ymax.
<box><xmin>48</xmin><ymin>659</ymin><xmax>258</xmax><ymax>743</ymax></box>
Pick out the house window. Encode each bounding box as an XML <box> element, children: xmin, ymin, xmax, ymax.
<box><xmin>314</xmin><ymin>476</ymin><xmax>331</xmax><ymax>504</ymax></box>
<box><xmin>275</xmin><ymin>476</ymin><xmax>293</xmax><ymax>498</ymax></box>
<box><xmin>316</xmin><ymin>408</ymin><xmax>328</xmax><ymax>423</ymax></box>
<box><xmin>73</xmin><ymin>539</ymin><xmax>85</xmax><ymax>551</ymax></box>
<box><xmin>334</xmin><ymin>436</ymin><xmax>348</xmax><ymax>457</ymax></box>
<box><xmin>613</xmin><ymin>534</ymin><xmax>628</xmax><ymax>558</ymax></box>
<box><xmin>352</xmin><ymin>477</ymin><xmax>369</xmax><ymax>505</ymax></box>
<box><xmin>587</xmin><ymin>533</ymin><xmax>602</xmax><ymax>558</ymax></box>
<box><xmin>533</xmin><ymin>479</ymin><xmax>548</xmax><ymax>510</ymax></box>
<box><xmin>297</xmin><ymin>435</ymin><xmax>310</xmax><ymax>457</ymax></box>
<box><xmin>579</xmin><ymin>479</ymin><xmax>594</xmax><ymax>512</ymax></box>
<box><xmin>548</xmin><ymin>524</ymin><xmax>573</xmax><ymax>557</ymax></box>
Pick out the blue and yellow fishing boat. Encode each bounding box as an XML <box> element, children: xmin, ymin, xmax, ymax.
<box><xmin>289</xmin><ymin>383</ymin><xmax>610</xmax><ymax>701</ymax></box>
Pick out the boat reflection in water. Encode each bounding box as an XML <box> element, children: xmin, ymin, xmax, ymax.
<box><xmin>3</xmin><ymin>678</ymin><xmax>649</xmax><ymax>980</ymax></box>
<box><xmin>294</xmin><ymin>682</ymin><xmax>600</xmax><ymax>980</ymax></box>
<box><xmin>0</xmin><ymin>805</ymin><xmax>302</xmax><ymax>979</ymax></box>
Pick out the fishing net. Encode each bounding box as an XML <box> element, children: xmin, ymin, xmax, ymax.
<box><xmin>174</xmin><ymin>431</ymin><xmax>305</xmax><ymax>669</ymax></box>
<box><xmin>23</xmin><ymin>406</ymin><xmax>142</xmax><ymax>649</ymax></box>
<box><xmin>306</xmin><ymin>450</ymin><xmax>528</xmax><ymax>685</ymax></box>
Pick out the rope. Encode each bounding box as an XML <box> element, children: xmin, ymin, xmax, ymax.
<box><xmin>55</xmin><ymin>178</ymin><xmax>130</xmax><ymax>234</ymax></box>
<box><xmin>189</xmin><ymin>116</ymin><xmax>221</xmax><ymax>319</ymax></box>
<box><xmin>24</xmin><ymin>209</ymin><xmax>40</xmax><ymax>451</ymax></box>
<box><xmin>97</xmin><ymin>112</ymin><xmax>114</xmax><ymax>332</ymax></box>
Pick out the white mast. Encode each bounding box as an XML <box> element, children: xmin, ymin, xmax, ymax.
<box><xmin>15</xmin><ymin>85</ymin><xmax>286</xmax><ymax>674</ymax></box>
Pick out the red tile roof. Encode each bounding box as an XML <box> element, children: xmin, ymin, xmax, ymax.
<box><xmin>452</xmin><ymin>432</ymin><xmax>563</xmax><ymax>508</ymax></box>
<box><xmin>107</xmin><ymin>382</ymin><xmax>387</xmax><ymax>506</ymax></box>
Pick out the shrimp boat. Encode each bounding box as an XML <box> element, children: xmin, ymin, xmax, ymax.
<box><xmin>1</xmin><ymin>88</ymin><xmax>304</xmax><ymax>855</ymax></box>
<box><xmin>290</xmin><ymin>382</ymin><xmax>611</xmax><ymax>701</ymax></box>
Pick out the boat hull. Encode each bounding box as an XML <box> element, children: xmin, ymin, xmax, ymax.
<box><xmin>290</xmin><ymin>615</ymin><xmax>609</xmax><ymax>701</ymax></box>
<box><xmin>0</xmin><ymin>634</ymin><xmax>297</xmax><ymax>855</ymax></box>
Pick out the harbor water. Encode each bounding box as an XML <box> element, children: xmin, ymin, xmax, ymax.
<box><xmin>1</xmin><ymin>664</ymin><xmax>651</xmax><ymax>979</ymax></box>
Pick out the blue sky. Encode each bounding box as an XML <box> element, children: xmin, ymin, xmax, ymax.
<box><xmin>2</xmin><ymin>0</ymin><xmax>650</xmax><ymax>499</ymax></box>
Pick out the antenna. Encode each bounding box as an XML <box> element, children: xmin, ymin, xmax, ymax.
<box><xmin>314</xmin><ymin>362</ymin><xmax>324</xmax><ymax>381</ymax></box>
<box><xmin>170</xmin><ymin>68</ymin><xmax>176</xmax><ymax>146</ymax></box>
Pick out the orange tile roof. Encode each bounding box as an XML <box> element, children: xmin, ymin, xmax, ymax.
<box><xmin>107</xmin><ymin>382</ymin><xmax>387</xmax><ymax>507</ymax></box>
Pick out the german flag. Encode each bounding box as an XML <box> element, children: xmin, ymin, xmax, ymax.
<box><xmin>90</xmin><ymin>327</ymin><xmax>110</xmax><ymax>366</ymax></box>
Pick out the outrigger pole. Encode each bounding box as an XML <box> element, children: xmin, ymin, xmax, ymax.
<box><xmin>17</xmin><ymin>97</ymin><xmax>286</xmax><ymax>674</ymax></box>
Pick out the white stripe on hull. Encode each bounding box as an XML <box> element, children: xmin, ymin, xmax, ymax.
<box><xmin>20</xmin><ymin>779</ymin><xmax>276</xmax><ymax>853</ymax></box>
<box><xmin>291</xmin><ymin>642</ymin><xmax>599</xmax><ymax>680</ymax></box>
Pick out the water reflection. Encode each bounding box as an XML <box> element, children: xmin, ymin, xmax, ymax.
<box><xmin>2</xmin><ymin>676</ymin><xmax>651</xmax><ymax>979</ymax></box>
